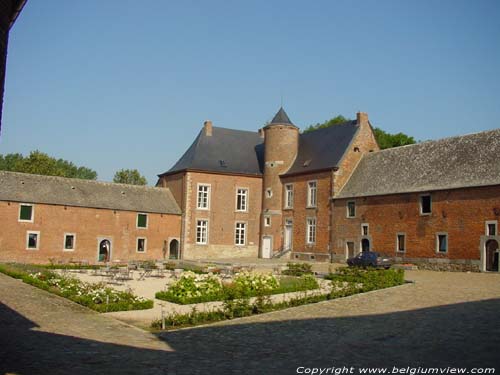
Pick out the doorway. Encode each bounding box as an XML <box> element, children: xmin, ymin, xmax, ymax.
<box><xmin>169</xmin><ymin>239</ymin><xmax>180</xmax><ymax>260</ymax></box>
<box><xmin>262</xmin><ymin>236</ymin><xmax>272</xmax><ymax>259</ymax></box>
<box><xmin>98</xmin><ymin>239</ymin><xmax>111</xmax><ymax>262</ymax></box>
<box><xmin>284</xmin><ymin>220</ymin><xmax>293</xmax><ymax>251</ymax></box>
<box><xmin>346</xmin><ymin>242</ymin><xmax>355</xmax><ymax>259</ymax></box>
<box><xmin>485</xmin><ymin>240</ymin><xmax>499</xmax><ymax>272</ymax></box>
<box><xmin>361</xmin><ymin>238</ymin><xmax>370</xmax><ymax>252</ymax></box>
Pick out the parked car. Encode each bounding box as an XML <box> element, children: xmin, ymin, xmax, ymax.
<box><xmin>347</xmin><ymin>251</ymin><xmax>392</xmax><ymax>269</ymax></box>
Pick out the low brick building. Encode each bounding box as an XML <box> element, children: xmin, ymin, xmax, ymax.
<box><xmin>332</xmin><ymin>130</ymin><xmax>500</xmax><ymax>272</ymax></box>
<box><xmin>0</xmin><ymin>171</ymin><xmax>181</xmax><ymax>263</ymax></box>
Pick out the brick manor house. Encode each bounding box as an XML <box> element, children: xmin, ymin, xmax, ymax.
<box><xmin>1</xmin><ymin>108</ymin><xmax>499</xmax><ymax>271</ymax></box>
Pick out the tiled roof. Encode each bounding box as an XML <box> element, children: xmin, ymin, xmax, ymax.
<box><xmin>336</xmin><ymin>128</ymin><xmax>500</xmax><ymax>198</ymax></box>
<box><xmin>0</xmin><ymin>171</ymin><xmax>181</xmax><ymax>214</ymax></box>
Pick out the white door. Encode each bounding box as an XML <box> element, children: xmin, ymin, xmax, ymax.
<box><xmin>262</xmin><ymin>237</ymin><xmax>272</xmax><ymax>259</ymax></box>
<box><xmin>284</xmin><ymin>223</ymin><xmax>292</xmax><ymax>251</ymax></box>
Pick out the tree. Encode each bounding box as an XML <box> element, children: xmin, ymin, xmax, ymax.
<box><xmin>303</xmin><ymin>115</ymin><xmax>350</xmax><ymax>133</ymax></box>
<box><xmin>372</xmin><ymin>127</ymin><xmax>416</xmax><ymax>150</ymax></box>
<box><xmin>113</xmin><ymin>169</ymin><xmax>147</xmax><ymax>185</ymax></box>
<box><xmin>303</xmin><ymin>115</ymin><xmax>416</xmax><ymax>150</ymax></box>
<box><xmin>0</xmin><ymin>150</ymin><xmax>97</xmax><ymax>179</ymax></box>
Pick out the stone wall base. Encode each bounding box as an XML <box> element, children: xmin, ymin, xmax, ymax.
<box><xmin>183</xmin><ymin>244</ymin><xmax>258</xmax><ymax>260</ymax></box>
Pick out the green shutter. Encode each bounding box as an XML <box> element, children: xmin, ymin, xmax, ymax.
<box><xmin>137</xmin><ymin>214</ymin><xmax>147</xmax><ymax>228</ymax></box>
<box><xmin>20</xmin><ymin>205</ymin><xmax>33</xmax><ymax>221</ymax></box>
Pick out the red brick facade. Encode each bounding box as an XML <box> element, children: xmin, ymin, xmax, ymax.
<box><xmin>159</xmin><ymin>171</ymin><xmax>262</xmax><ymax>259</ymax></box>
<box><xmin>0</xmin><ymin>201</ymin><xmax>181</xmax><ymax>264</ymax></box>
<box><xmin>331</xmin><ymin>186</ymin><xmax>500</xmax><ymax>271</ymax></box>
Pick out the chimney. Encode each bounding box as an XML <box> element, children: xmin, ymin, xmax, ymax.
<box><xmin>356</xmin><ymin>112</ymin><xmax>368</xmax><ymax>125</ymax></box>
<box><xmin>204</xmin><ymin>120</ymin><xmax>213</xmax><ymax>136</ymax></box>
<box><xmin>258</xmin><ymin>128</ymin><xmax>265</xmax><ymax>139</ymax></box>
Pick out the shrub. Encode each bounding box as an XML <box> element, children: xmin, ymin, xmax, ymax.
<box><xmin>281</xmin><ymin>262</ymin><xmax>313</xmax><ymax>276</ymax></box>
<box><xmin>155</xmin><ymin>271</ymin><xmax>224</xmax><ymax>304</ymax></box>
<box><xmin>0</xmin><ymin>263</ymin><xmax>153</xmax><ymax>312</ymax></box>
<box><xmin>156</xmin><ymin>272</ymin><xmax>320</xmax><ymax>304</ymax></box>
<box><xmin>325</xmin><ymin>267</ymin><xmax>404</xmax><ymax>292</ymax></box>
<box><xmin>232</xmin><ymin>271</ymin><xmax>279</xmax><ymax>296</ymax></box>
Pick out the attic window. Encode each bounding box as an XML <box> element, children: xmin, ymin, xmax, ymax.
<box><xmin>303</xmin><ymin>159</ymin><xmax>311</xmax><ymax>167</ymax></box>
<box><xmin>219</xmin><ymin>160</ymin><xmax>227</xmax><ymax>168</ymax></box>
<box><xmin>353</xmin><ymin>147</ymin><xmax>360</xmax><ymax>152</ymax></box>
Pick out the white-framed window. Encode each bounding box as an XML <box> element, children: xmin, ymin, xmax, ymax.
<box><xmin>306</xmin><ymin>217</ymin><xmax>316</xmax><ymax>244</ymax></box>
<box><xmin>307</xmin><ymin>181</ymin><xmax>317</xmax><ymax>207</ymax></box>
<box><xmin>26</xmin><ymin>231</ymin><xmax>40</xmax><ymax>250</ymax></box>
<box><xmin>197</xmin><ymin>184</ymin><xmax>211</xmax><ymax>210</ymax></box>
<box><xmin>361</xmin><ymin>223</ymin><xmax>369</xmax><ymax>236</ymax></box>
<box><xmin>196</xmin><ymin>219</ymin><xmax>209</xmax><ymax>244</ymax></box>
<box><xmin>235</xmin><ymin>222</ymin><xmax>247</xmax><ymax>246</ymax></box>
<box><xmin>137</xmin><ymin>213</ymin><xmax>148</xmax><ymax>228</ymax></box>
<box><xmin>420</xmin><ymin>194</ymin><xmax>432</xmax><ymax>215</ymax></box>
<box><xmin>396</xmin><ymin>233</ymin><xmax>406</xmax><ymax>252</ymax></box>
<box><xmin>264</xmin><ymin>216</ymin><xmax>271</xmax><ymax>227</ymax></box>
<box><xmin>486</xmin><ymin>221</ymin><xmax>497</xmax><ymax>236</ymax></box>
<box><xmin>236</xmin><ymin>188</ymin><xmax>248</xmax><ymax>212</ymax></box>
<box><xmin>136</xmin><ymin>237</ymin><xmax>147</xmax><ymax>253</ymax></box>
<box><xmin>19</xmin><ymin>203</ymin><xmax>34</xmax><ymax>222</ymax></box>
<box><xmin>436</xmin><ymin>233</ymin><xmax>448</xmax><ymax>253</ymax></box>
<box><xmin>63</xmin><ymin>233</ymin><xmax>76</xmax><ymax>251</ymax></box>
<box><xmin>284</xmin><ymin>184</ymin><xmax>294</xmax><ymax>208</ymax></box>
<box><xmin>347</xmin><ymin>201</ymin><xmax>356</xmax><ymax>218</ymax></box>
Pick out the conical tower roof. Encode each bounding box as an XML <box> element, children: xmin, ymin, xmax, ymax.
<box><xmin>268</xmin><ymin>107</ymin><xmax>296</xmax><ymax>127</ymax></box>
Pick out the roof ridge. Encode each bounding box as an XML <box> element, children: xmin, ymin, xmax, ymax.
<box><xmin>365</xmin><ymin>127</ymin><xmax>500</xmax><ymax>158</ymax></box>
<box><xmin>0</xmin><ymin>170</ymin><xmax>164</xmax><ymax>191</ymax></box>
<box><xmin>211</xmin><ymin>126</ymin><xmax>262</xmax><ymax>136</ymax></box>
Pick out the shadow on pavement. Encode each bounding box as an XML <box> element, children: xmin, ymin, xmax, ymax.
<box><xmin>1</xmin><ymin>298</ymin><xmax>499</xmax><ymax>375</ymax></box>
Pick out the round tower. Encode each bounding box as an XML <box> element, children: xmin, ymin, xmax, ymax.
<box><xmin>260</xmin><ymin>107</ymin><xmax>299</xmax><ymax>257</ymax></box>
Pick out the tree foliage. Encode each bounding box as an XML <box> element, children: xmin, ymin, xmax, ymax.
<box><xmin>303</xmin><ymin>115</ymin><xmax>416</xmax><ymax>150</ymax></box>
<box><xmin>372</xmin><ymin>127</ymin><xmax>416</xmax><ymax>150</ymax></box>
<box><xmin>0</xmin><ymin>151</ymin><xmax>97</xmax><ymax>179</ymax></box>
<box><xmin>113</xmin><ymin>169</ymin><xmax>147</xmax><ymax>185</ymax></box>
<box><xmin>302</xmin><ymin>115</ymin><xmax>350</xmax><ymax>133</ymax></box>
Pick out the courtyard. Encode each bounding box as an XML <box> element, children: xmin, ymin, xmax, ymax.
<box><xmin>1</xmin><ymin>268</ymin><xmax>499</xmax><ymax>374</ymax></box>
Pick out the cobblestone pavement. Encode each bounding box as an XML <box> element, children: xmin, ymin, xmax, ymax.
<box><xmin>1</xmin><ymin>270</ymin><xmax>499</xmax><ymax>374</ymax></box>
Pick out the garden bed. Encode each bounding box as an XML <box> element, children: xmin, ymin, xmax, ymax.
<box><xmin>154</xmin><ymin>271</ymin><xmax>320</xmax><ymax>305</ymax></box>
<box><xmin>0</xmin><ymin>263</ymin><xmax>153</xmax><ymax>312</ymax></box>
<box><xmin>151</xmin><ymin>267</ymin><xmax>406</xmax><ymax>330</ymax></box>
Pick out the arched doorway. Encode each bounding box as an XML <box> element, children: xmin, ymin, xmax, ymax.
<box><xmin>361</xmin><ymin>238</ymin><xmax>370</xmax><ymax>252</ymax></box>
<box><xmin>169</xmin><ymin>239</ymin><xmax>180</xmax><ymax>259</ymax></box>
<box><xmin>485</xmin><ymin>240</ymin><xmax>499</xmax><ymax>272</ymax></box>
<box><xmin>98</xmin><ymin>239</ymin><xmax>111</xmax><ymax>262</ymax></box>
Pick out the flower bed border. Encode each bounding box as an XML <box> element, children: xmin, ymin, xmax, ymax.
<box><xmin>0</xmin><ymin>263</ymin><xmax>153</xmax><ymax>313</ymax></box>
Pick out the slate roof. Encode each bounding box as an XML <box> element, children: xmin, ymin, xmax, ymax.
<box><xmin>268</xmin><ymin>107</ymin><xmax>296</xmax><ymax>127</ymax></box>
<box><xmin>163</xmin><ymin>109</ymin><xmax>360</xmax><ymax>177</ymax></box>
<box><xmin>162</xmin><ymin>127</ymin><xmax>265</xmax><ymax>176</ymax></box>
<box><xmin>0</xmin><ymin>171</ymin><xmax>181</xmax><ymax>214</ymax></box>
<box><xmin>336</xmin><ymin>128</ymin><xmax>500</xmax><ymax>199</ymax></box>
<box><xmin>284</xmin><ymin>121</ymin><xmax>359</xmax><ymax>176</ymax></box>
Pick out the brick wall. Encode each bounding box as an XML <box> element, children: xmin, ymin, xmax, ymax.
<box><xmin>181</xmin><ymin>171</ymin><xmax>262</xmax><ymax>259</ymax></box>
<box><xmin>0</xmin><ymin>201</ymin><xmax>181</xmax><ymax>264</ymax></box>
<box><xmin>331</xmin><ymin>185</ymin><xmax>500</xmax><ymax>269</ymax></box>
<box><xmin>281</xmin><ymin>171</ymin><xmax>332</xmax><ymax>260</ymax></box>
<box><xmin>333</xmin><ymin>116</ymin><xmax>380</xmax><ymax>195</ymax></box>
<box><xmin>261</xmin><ymin>124</ymin><xmax>299</xmax><ymax>251</ymax></box>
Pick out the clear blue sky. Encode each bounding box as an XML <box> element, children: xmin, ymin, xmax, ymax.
<box><xmin>2</xmin><ymin>0</ymin><xmax>499</xmax><ymax>184</ymax></box>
